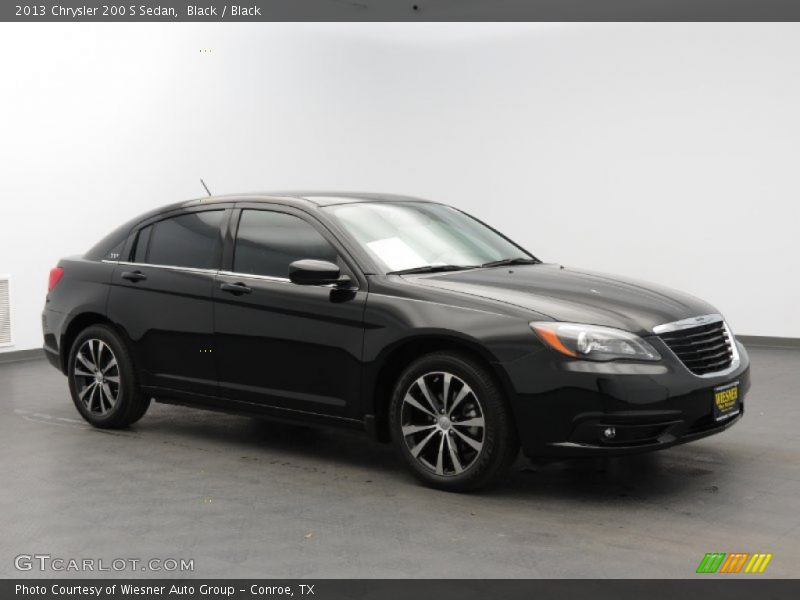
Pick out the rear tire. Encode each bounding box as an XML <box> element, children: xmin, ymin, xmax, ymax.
<box><xmin>67</xmin><ymin>324</ymin><xmax>150</xmax><ymax>429</ymax></box>
<box><xmin>389</xmin><ymin>352</ymin><xmax>518</xmax><ymax>492</ymax></box>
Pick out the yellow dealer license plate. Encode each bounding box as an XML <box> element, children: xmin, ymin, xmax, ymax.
<box><xmin>713</xmin><ymin>382</ymin><xmax>740</xmax><ymax>421</ymax></box>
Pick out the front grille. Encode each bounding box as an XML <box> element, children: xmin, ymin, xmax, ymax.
<box><xmin>658</xmin><ymin>321</ymin><xmax>734</xmax><ymax>375</ymax></box>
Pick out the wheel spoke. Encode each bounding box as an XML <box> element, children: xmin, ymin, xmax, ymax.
<box><xmin>102</xmin><ymin>383</ymin><xmax>115</xmax><ymax>408</ymax></box>
<box><xmin>402</xmin><ymin>423</ymin><xmax>436</xmax><ymax>437</ymax></box>
<box><xmin>97</xmin><ymin>388</ymin><xmax>108</xmax><ymax>414</ymax></box>
<box><xmin>105</xmin><ymin>375</ymin><xmax>120</xmax><ymax>384</ymax></box>
<box><xmin>435</xmin><ymin>433</ymin><xmax>445</xmax><ymax>475</ymax></box>
<box><xmin>410</xmin><ymin>428</ymin><xmax>439</xmax><ymax>458</ymax></box>
<box><xmin>93</xmin><ymin>385</ymin><xmax>103</xmax><ymax>412</ymax></box>
<box><xmin>446</xmin><ymin>433</ymin><xmax>464</xmax><ymax>474</ymax></box>
<box><xmin>452</xmin><ymin>416</ymin><xmax>485</xmax><ymax>429</ymax></box>
<box><xmin>74</xmin><ymin>368</ymin><xmax>94</xmax><ymax>378</ymax></box>
<box><xmin>442</xmin><ymin>373</ymin><xmax>452</xmax><ymax>413</ymax></box>
<box><xmin>89</xmin><ymin>340</ymin><xmax>98</xmax><ymax>367</ymax></box>
<box><xmin>77</xmin><ymin>352</ymin><xmax>94</xmax><ymax>372</ymax></box>
<box><xmin>447</xmin><ymin>385</ymin><xmax>472</xmax><ymax>416</ymax></box>
<box><xmin>78</xmin><ymin>382</ymin><xmax>95</xmax><ymax>401</ymax></box>
<box><xmin>453</xmin><ymin>427</ymin><xmax>483</xmax><ymax>453</ymax></box>
<box><xmin>85</xmin><ymin>384</ymin><xmax>98</xmax><ymax>411</ymax></box>
<box><xmin>403</xmin><ymin>393</ymin><xmax>436</xmax><ymax>418</ymax></box>
<box><xmin>102</xmin><ymin>358</ymin><xmax>118</xmax><ymax>374</ymax></box>
<box><xmin>416</xmin><ymin>377</ymin><xmax>440</xmax><ymax>415</ymax></box>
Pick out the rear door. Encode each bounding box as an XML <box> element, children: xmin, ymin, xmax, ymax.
<box><xmin>108</xmin><ymin>207</ymin><xmax>229</xmax><ymax>397</ymax></box>
<box><xmin>213</xmin><ymin>206</ymin><xmax>366</xmax><ymax>418</ymax></box>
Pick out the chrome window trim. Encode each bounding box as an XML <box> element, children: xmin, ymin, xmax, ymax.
<box><xmin>102</xmin><ymin>260</ymin><xmax>218</xmax><ymax>275</ymax></box>
<box><xmin>220</xmin><ymin>270</ymin><xmax>360</xmax><ymax>291</ymax></box>
<box><xmin>652</xmin><ymin>313</ymin><xmax>723</xmax><ymax>335</ymax></box>
<box><xmin>652</xmin><ymin>314</ymin><xmax>741</xmax><ymax>379</ymax></box>
<box><xmin>103</xmin><ymin>261</ymin><xmax>359</xmax><ymax>290</ymax></box>
<box><xmin>218</xmin><ymin>270</ymin><xmax>290</xmax><ymax>284</ymax></box>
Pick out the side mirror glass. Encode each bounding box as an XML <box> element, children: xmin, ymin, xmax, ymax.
<box><xmin>289</xmin><ymin>259</ymin><xmax>350</xmax><ymax>287</ymax></box>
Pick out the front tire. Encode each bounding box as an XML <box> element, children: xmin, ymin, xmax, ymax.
<box><xmin>67</xmin><ymin>324</ymin><xmax>150</xmax><ymax>429</ymax></box>
<box><xmin>389</xmin><ymin>352</ymin><xmax>518</xmax><ymax>491</ymax></box>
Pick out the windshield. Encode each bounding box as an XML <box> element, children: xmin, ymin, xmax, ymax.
<box><xmin>325</xmin><ymin>202</ymin><xmax>535</xmax><ymax>274</ymax></box>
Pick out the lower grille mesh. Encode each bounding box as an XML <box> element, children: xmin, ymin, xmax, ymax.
<box><xmin>658</xmin><ymin>321</ymin><xmax>733</xmax><ymax>375</ymax></box>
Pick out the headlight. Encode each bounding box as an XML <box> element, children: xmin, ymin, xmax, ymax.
<box><xmin>530</xmin><ymin>322</ymin><xmax>661</xmax><ymax>362</ymax></box>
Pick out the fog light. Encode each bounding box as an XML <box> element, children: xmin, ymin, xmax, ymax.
<box><xmin>603</xmin><ymin>427</ymin><xmax>616</xmax><ymax>440</ymax></box>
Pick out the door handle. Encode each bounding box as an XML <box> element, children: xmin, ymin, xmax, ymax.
<box><xmin>121</xmin><ymin>270</ymin><xmax>147</xmax><ymax>282</ymax></box>
<box><xmin>220</xmin><ymin>282</ymin><xmax>252</xmax><ymax>295</ymax></box>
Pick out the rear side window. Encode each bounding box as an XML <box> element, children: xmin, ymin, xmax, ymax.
<box><xmin>233</xmin><ymin>210</ymin><xmax>338</xmax><ymax>278</ymax></box>
<box><xmin>139</xmin><ymin>211</ymin><xmax>224</xmax><ymax>269</ymax></box>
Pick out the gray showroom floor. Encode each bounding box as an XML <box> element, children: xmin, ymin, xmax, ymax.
<box><xmin>1</xmin><ymin>346</ymin><xmax>798</xmax><ymax>579</ymax></box>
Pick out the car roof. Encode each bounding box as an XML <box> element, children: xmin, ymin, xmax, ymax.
<box><xmin>184</xmin><ymin>191</ymin><xmax>434</xmax><ymax>209</ymax></box>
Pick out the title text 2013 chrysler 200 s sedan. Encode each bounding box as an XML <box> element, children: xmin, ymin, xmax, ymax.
<box><xmin>42</xmin><ymin>192</ymin><xmax>749</xmax><ymax>491</ymax></box>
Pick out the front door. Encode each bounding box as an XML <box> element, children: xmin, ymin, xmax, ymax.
<box><xmin>214</xmin><ymin>207</ymin><xmax>366</xmax><ymax>418</ymax></box>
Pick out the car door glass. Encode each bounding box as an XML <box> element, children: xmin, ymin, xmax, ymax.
<box><xmin>132</xmin><ymin>225</ymin><xmax>152</xmax><ymax>263</ymax></box>
<box><xmin>233</xmin><ymin>210</ymin><xmax>339</xmax><ymax>279</ymax></box>
<box><xmin>142</xmin><ymin>211</ymin><xmax>224</xmax><ymax>269</ymax></box>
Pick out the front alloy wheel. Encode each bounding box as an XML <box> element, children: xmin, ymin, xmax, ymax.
<box><xmin>390</xmin><ymin>352</ymin><xmax>518</xmax><ymax>491</ymax></box>
<box><xmin>400</xmin><ymin>372</ymin><xmax>485</xmax><ymax>476</ymax></box>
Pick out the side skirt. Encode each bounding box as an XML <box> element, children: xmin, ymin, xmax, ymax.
<box><xmin>141</xmin><ymin>385</ymin><xmax>366</xmax><ymax>432</ymax></box>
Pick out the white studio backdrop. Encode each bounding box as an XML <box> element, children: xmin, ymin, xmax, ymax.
<box><xmin>1</xmin><ymin>23</ymin><xmax>798</xmax><ymax>353</ymax></box>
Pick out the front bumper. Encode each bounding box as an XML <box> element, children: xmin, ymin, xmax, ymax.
<box><xmin>501</xmin><ymin>338</ymin><xmax>750</xmax><ymax>458</ymax></box>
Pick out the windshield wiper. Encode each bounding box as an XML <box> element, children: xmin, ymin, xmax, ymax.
<box><xmin>387</xmin><ymin>265</ymin><xmax>476</xmax><ymax>276</ymax></box>
<box><xmin>480</xmin><ymin>257</ymin><xmax>540</xmax><ymax>268</ymax></box>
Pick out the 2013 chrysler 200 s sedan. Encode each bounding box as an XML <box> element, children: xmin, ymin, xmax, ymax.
<box><xmin>42</xmin><ymin>192</ymin><xmax>749</xmax><ymax>491</ymax></box>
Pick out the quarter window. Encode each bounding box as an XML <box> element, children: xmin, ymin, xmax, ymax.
<box><xmin>139</xmin><ymin>211</ymin><xmax>224</xmax><ymax>269</ymax></box>
<box><xmin>233</xmin><ymin>210</ymin><xmax>339</xmax><ymax>279</ymax></box>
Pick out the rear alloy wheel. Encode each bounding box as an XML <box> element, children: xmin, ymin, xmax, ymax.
<box><xmin>73</xmin><ymin>339</ymin><xmax>120</xmax><ymax>416</ymax></box>
<box><xmin>67</xmin><ymin>324</ymin><xmax>150</xmax><ymax>428</ymax></box>
<box><xmin>390</xmin><ymin>352</ymin><xmax>518</xmax><ymax>491</ymax></box>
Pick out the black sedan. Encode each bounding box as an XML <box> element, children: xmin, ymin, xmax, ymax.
<box><xmin>42</xmin><ymin>192</ymin><xmax>749</xmax><ymax>491</ymax></box>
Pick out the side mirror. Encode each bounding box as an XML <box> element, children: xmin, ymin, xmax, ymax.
<box><xmin>289</xmin><ymin>259</ymin><xmax>351</xmax><ymax>287</ymax></box>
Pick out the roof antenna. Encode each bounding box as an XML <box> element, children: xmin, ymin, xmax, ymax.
<box><xmin>200</xmin><ymin>178</ymin><xmax>212</xmax><ymax>197</ymax></box>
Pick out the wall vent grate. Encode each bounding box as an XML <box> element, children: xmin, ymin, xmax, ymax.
<box><xmin>0</xmin><ymin>277</ymin><xmax>11</xmax><ymax>346</ymax></box>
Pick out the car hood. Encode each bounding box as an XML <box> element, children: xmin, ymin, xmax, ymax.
<box><xmin>406</xmin><ymin>263</ymin><xmax>718</xmax><ymax>336</ymax></box>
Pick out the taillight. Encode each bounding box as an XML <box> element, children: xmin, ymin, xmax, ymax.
<box><xmin>48</xmin><ymin>267</ymin><xmax>64</xmax><ymax>292</ymax></box>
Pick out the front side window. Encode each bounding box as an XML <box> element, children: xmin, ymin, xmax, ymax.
<box><xmin>325</xmin><ymin>202</ymin><xmax>532</xmax><ymax>273</ymax></box>
<box><xmin>233</xmin><ymin>210</ymin><xmax>339</xmax><ymax>279</ymax></box>
<box><xmin>139</xmin><ymin>211</ymin><xmax>224</xmax><ymax>269</ymax></box>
